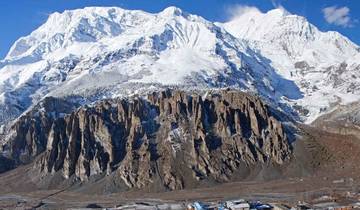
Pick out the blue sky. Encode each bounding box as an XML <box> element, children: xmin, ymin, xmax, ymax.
<box><xmin>0</xmin><ymin>0</ymin><xmax>359</xmax><ymax>59</ymax></box>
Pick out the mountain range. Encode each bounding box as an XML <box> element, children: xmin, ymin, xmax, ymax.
<box><xmin>0</xmin><ymin>6</ymin><xmax>360</xmax><ymax>197</ymax></box>
<box><xmin>1</xmin><ymin>6</ymin><xmax>359</xmax><ymax>128</ymax></box>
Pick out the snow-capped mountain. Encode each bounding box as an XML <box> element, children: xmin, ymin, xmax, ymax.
<box><xmin>0</xmin><ymin>6</ymin><xmax>359</xmax><ymax>127</ymax></box>
<box><xmin>220</xmin><ymin>7</ymin><xmax>360</xmax><ymax>122</ymax></box>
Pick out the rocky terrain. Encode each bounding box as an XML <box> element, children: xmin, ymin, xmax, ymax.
<box><xmin>312</xmin><ymin>102</ymin><xmax>360</xmax><ymax>137</ymax></box>
<box><xmin>1</xmin><ymin>90</ymin><xmax>292</xmax><ymax>191</ymax></box>
<box><xmin>0</xmin><ymin>110</ymin><xmax>359</xmax><ymax>209</ymax></box>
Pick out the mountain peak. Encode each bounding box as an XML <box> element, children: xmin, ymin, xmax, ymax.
<box><xmin>266</xmin><ymin>7</ymin><xmax>291</xmax><ymax>17</ymax></box>
<box><xmin>222</xmin><ymin>7</ymin><xmax>320</xmax><ymax>43</ymax></box>
<box><xmin>227</xmin><ymin>6</ymin><xmax>291</xmax><ymax>22</ymax></box>
<box><xmin>161</xmin><ymin>6</ymin><xmax>183</xmax><ymax>16</ymax></box>
<box><xmin>4</xmin><ymin>6</ymin><xmax>198</xmax><ymax>61</ymax></box>
<box><xmin>5</xmin><ymin>6</ymin><xmax>149</xmax><ymax>60</ymax></box>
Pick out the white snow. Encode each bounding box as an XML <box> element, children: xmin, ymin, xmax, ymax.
<box><xmin>219</xmin><ymin>8</ymin><xmax>360</xmax><ymax>123</ymax></box>
<box><xmin>0</xmin><ymin>6</ymin><xmax>360</xmax><ymax>125</ymax></box>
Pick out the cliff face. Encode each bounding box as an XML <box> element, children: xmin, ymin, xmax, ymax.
<box><xmin>2</xmin><ymin>90</ymin><xmax>291</xmax><ymax>190</ymax></box>
<box><xmin>1</xmin><ymin>97</ymin><xmax>78</xmax><ymax>164</ymax></box>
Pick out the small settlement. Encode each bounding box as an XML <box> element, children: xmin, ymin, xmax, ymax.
<box><xmin>109</xmin><ymin>199</ymin><xmax>360</xmax><ymax>210</ymax></box>
<box><xmin>185</xmin><ymin>198</ymin><xmax>360</xmax><ymax>210</ymax></box>
<box><xmin>106</xmin><ymin>191</ymin><xmax>360</xmax><ymax>210</ymax></box>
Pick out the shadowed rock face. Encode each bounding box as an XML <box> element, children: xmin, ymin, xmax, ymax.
<box><xmin>1</xmin><ymin>97</ymin><xmax>78</xmax><ymax>164</ymax></box>
<box><xmin>2</xmin><ymin>90</ymin><xmax>290</xmax><ymax>190</ymax></box>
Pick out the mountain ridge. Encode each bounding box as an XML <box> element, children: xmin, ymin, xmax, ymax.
<box><xmin>219</xmin><ymin>7</ymin><xmax>360</xmax><ymax>122</ymax></box>
<box><xmin>1</xmin><ymin>90</ymin><xmax>292</xmax><ymax>190</ymax></box>
<box><xmin>0</xmin><ymin>6</ymin><xmax>359</xmax><ymax>129</ymax></box>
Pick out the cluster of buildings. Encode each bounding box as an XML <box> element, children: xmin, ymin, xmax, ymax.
<box><xmin>109</xmin><ymin>200</ymin><xmax>360</xmax><ymax>210</ymax></box>
<box><xmin>185</xmin><ymin>198</ymin><xmax>360</xmax><ymax>210</ymax></box>
<box><xmin>108</xmin><ymin>191</ymin><xmax>360</xmax><ymax>210</ymax></box>
<box><xmin>186</xmin><ymin>200</ymin><xmax>280</xmax><ymax>210</ymax></box>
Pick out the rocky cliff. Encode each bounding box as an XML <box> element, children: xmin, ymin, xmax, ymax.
<box><xmin>1</xmin><ymin>90</ymin><xmax>291</xmax><ymax>190</ymax></box>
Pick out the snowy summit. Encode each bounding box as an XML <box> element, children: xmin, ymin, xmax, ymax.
<box><xmin>0</xmin><ymin>6</ymin><xmax>360</xmax><ymax>126</ymax></box>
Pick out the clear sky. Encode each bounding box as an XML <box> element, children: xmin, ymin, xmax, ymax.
<box><xmin>0</xmin><ymin>0</ymin><xmax>359</xmax><ymax>59</ymax></box>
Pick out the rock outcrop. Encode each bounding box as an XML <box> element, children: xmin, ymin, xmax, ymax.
<box><xmin>2</xmin><ymin>90</ymin><xmax>291</xmax><ymax>190</ymax></box>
